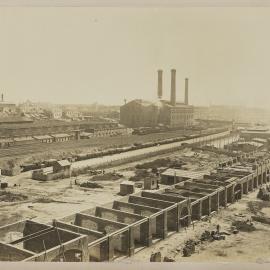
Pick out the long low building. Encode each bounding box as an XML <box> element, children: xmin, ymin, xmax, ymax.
<box><xmin>0</xmin><ymin>120</ymin><xmax>117</xmax><ymax>138</ymax></box>
<box><xmin>0</xmin><ymin>152</ymin><xmax>269</xmax><ymax>262</ymax></box>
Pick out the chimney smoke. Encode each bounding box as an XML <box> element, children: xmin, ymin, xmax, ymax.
<box><xmin>157</xmin><ymin>70</ymin><xmax>163</xmax><ymax>99</ymax></box>
<box><xmin>170</xmin><ymin>69</ymin><xmax>176</xmax><ymax>106</ymax></box>
<box><xmin>185</xmin><ymin>78</ymin><xmax>189</xmax><ymax>105</ymax></box>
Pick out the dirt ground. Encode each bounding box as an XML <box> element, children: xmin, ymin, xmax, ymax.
<box><xmin>1</xmin><ymin>146</ymin><xmax>269</xmax><ymax>262</ymax></box>
<box><xmin>122</xmin><ymin>191</ymin><xmax>270</xmax><ymax>263</ymax></box>
<box><xmin>0</xmin><ymin>148</ymin><xmax>228</xmax><ymax>226</ymax></box>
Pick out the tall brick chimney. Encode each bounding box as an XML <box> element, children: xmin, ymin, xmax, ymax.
<box><xmin>157</xmin><ymin>69</ymin><xmax>163</xmax><ymax>99</ymax></box>
<box><xmin>185</xmin><ymin>78</ymin><xmax>189</xmax><ymax>105</ymax></box>
<box><xmin>170</xmin><ymin>69</ymin><xmax>176</xmax><ymax>106</ymax></box>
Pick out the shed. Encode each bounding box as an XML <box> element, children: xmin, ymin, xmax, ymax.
<box><xmin>53</xmin><ymin>160</ymin><xmax>71</xmax><ymax>173</ymax></box>
<box><xmin>120</xmin><ymin>181</ymin><xmax>135</xmax><ymax>196</ymax></box>
<box><xmin>144</xmin><ymin>177</ymin><xmax>159</xmax><ymax>190</ymax></box>
<box><xmin>0</xmin><ymin>138</ymin><xmax>14</xmax><ymax>148</ymax></box>
<box><xmin>51</xmin><ymin>133</ymin><xmax>72</xmax><ymax>142</ymax></box>
<box><xmin>33</xmin><ymin>135</ymin><xmax>53</xmax><ymax>143</ymax></box>
<box><xmin>0</xmin><ymin>175</ymin><xmax>8</xmax><ymax>189</ymax></box>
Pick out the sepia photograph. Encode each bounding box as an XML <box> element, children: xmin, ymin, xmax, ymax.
<box><xmin>0</xmin><ymin>0</ymin><xmax>270</xmax><ymax>268</ymax></box>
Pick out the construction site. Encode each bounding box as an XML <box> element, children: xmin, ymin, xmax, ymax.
<box><xmin>1</xmin><ymin>130</ymin><xmax>270</xmax><ymax>262</ymax></box>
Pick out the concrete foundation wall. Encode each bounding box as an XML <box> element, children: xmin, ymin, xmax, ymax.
<box><xmin>0</xmin><ymin>242</ymin><xmax>34</xmax><ymax>261</ymax></box>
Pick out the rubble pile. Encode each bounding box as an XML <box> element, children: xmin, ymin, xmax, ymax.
<box><xmin>80</xmin><ymin>181</ymin><xmax>104</xmax><ymax>189</ymax></box>
<box><xmin>0</xmin><ymin>191</ymin><xmax>28</xmax><ymax>202</ymax></box>
<box><xmin>232</xmin><ymin>220</ymin><xmax>256</xmax><ymax>232</ymax></box>
<box><xmin>257</xmin><ymin>186</ymin><xmax>270</xmax><ymax>201</ymax></box>
<box><xmin>200</xmin><ymin>230</ymin><xmax>212</xmax><ymax>242</ymax></box>
<box><xmin>182</xmin><ymin>239</ymin><xmax>197</xmax><ymax>257</ymax></box>
<box><xmin>150</xmin><ymin>252</ymin><xmax>161</xmax><ymax>262</ymax></box>
<box><xmin>200</xmin><ymin>229</ymin><xmax>227</xmax><ymax>242</ymax></box>
<box><xmin>91</xmin><ymin>172</ymin><xmax>121</xmax><ymax>181</ymax></box>
<box><xmin>163</xmin><ymin>256</ymin><xmax>175</xmax><ymax>262</ymax></box>
<box><xmin>252</xmin><ymin>215</ymin><xmax>270</xmax><ymax>225</ymax></box>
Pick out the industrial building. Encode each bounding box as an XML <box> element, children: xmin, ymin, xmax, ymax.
<box><xmin>240</xmin><ymin>127</ymin><xmax>270</xmax><ymax>141</ymax></box>
<box><xmin>0</xmin><ymin>151</ymin><xmax>269</xmax><ymax>262</ymax></box>
<box><xmin>120</xmin><ymin>69</ymin><xmax>194</xmax><ymax>128</ymax></box>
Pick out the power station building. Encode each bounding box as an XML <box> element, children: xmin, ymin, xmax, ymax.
<box><xmin>120</xmin><ymin>69</ymin><xmax>194</xmax><ymax>128</ymax></box>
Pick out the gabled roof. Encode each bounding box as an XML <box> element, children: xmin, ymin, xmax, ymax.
<box><xmin>33</xmin><ymin>135</ymin><xmax>52</xmax><ymax>140</ymax></box>
<box><xmin>55</xmin><ymin>160</ymin><xmax>71</xmax><ymax>167</ymax></box>
<box><xmin>51</xmin><ymin>133</ymin><xmax>71</xmax><ymax>138</ymax></box>
<box><xmin>123</xmin><ymin>99</ymin><xmax>156</xmax><ymax>107</ymax></box>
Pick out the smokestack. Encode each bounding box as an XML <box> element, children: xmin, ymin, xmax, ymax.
<box><xmin>170</xmin><ymin>69</ymin><xmax>176</xmax><ymax>106</ymax></box>
<box><xmin>157</xmin><ymin>69</ymin><xmax>163</xmax><ymax>99</ymax></box>
<box><xmin>185</xmin><ymin>78</ymin><xmax>189</xmax><ymax>105</ymax></box>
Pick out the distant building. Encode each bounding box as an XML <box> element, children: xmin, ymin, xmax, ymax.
<box><xmin>19</xmin><ymin>100</ymin><xmax>43</xmax><ymax>114</ymax></box>
<box><xmin>120</xmin><ymin>99</ymin><xmax>160</xmax><ymax>128</ymax></box>
<box><xmin>159</xmin><ymin>101</ymin><xmax>194</xmax><ymax>128</ymax></box>
<box><xmin>51</xmin><ymin>133</ymin><xmax>72</xmax><ymax>142</ymax></box>
<box><xmin>81</xmin><ymin>127</ymin><xmax>133</xmax><ymax>138</ymax></box>
<box><xmin>120</xmin><ymin>69</ymin><xmax>194</xmax><ymax>128</ymax></box>
<box><xmin>240</xmin><ymin>127</ymin><xmax>270</xmax><ymax>140</ymax></box>
<box><xmin>33</xmin><ymin>135</ymin><xmax>53</xmax><ymax>143</ymax></box>
<box><xmin>0</xmin><ymin>102</ymin><xmax>17</xmax><ymax>115</ymax></box>
<box><xmin>0</xmin><ymin>94</ymin><xmax>17</xmax><ymax>116</ymax></box>
<box><xmin>32</xmin><ymin>159</ymin><xmax>71</xmax><ymax>181</ymax></box>
<box><xmin>120</xmin><ymin>181</ymin><xmax>135</xmax><ymax>195</ymax></box>
<box><xmin>63</xmin><ymin>110</ymin><xmax>81</xmax><ymax>119</ymax></box>
<box><xmin>48</xmin><ymin>107</ymin><xmax>62</xmax><ymax>119</ymax></box>
<box><xmin>144</xmin><ymin>177</ymin><xmax>159</xmax><ymax>190</ymax></box>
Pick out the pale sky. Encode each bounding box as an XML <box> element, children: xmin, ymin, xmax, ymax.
<box><xmin>0</xmin><ymin>7</ymin><xmax>270</xmax><ymax>107</ymax></box>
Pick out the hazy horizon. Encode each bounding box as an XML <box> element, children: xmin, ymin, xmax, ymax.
<box><xmin>1</xmin><ymin>7</ymin><xmax>270</xmax><ymax>108</ymax></box>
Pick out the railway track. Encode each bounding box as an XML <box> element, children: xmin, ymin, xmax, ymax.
<box><xmin>0</xmin><ymin>130</ymin><xmax>195</xmax><ymax>159</ymax></box>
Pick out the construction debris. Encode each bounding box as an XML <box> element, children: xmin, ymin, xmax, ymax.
<box><xmin>80</xmin><ymin>181</ymin><xmax>104</xmax><ymax>189</ymax></box>
<box><xmin>257</xmin><ymin>187</ymin><xmax>270</xmax><ymax>201</ymax></box>
<box><xmin>251</xmin><ymin>215</ymin><xmax>270</xmax><ymax>225</ymax></box>
<box><xmin>0</xmin><ymin>191</ymin><xmax>28</xmax><ymax>202</ymax></box>
<box><xmin>91</xmin><ymin>172</ymin><xmax>121</xmax><ymax>181</ymax></box>
<box><xmin>200</xmin><ymin>229</ymin><xmax>226</xmax><ymax>242</ymax></box>
<box><xmin>183</xmin><ymin>239</ymin><xmax>197</xmax><ymax>257</ymax></box>
<box><xmin>163</xmin><ymin>256</ymin><xmax>175</xmax><ymax>262</ymax></box>
<box><xmin>200</xmin><ymin>230</ymin><xmax>212</xmax><ymax>241</ymax></box>
<box><xmin>150</xmin><ymin>252</ymin><xmax>161</xmax><ymax>262</ymax></box>
<box><xmin>232</xmin><ymin>219</ymin><xmax>256</xmax><ymax>232</ymax></box>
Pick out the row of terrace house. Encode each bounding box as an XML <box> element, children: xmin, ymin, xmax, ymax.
<box><xmin>0</xmin><ymin>152</ymin><xmax>269</xmax><ymax>262</ymax></box>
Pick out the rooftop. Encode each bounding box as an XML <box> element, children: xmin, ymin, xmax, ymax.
<box><xmin>33</xmin><ymin>135</ymin><xmax>52</xmax><ymax>140</ymax></box>
<box><xmin>161</xmin><ymin>168</ymin><xmax>209</xmax><ymax>179</ymax></box>
<box><xmin>120</xmin><ymin>180</ymin><xmax>135</xmax><ymax>186</ymax></box>
<box><xmin>51</xmin><ymin>133</ymin><xmax>71</xmax><ymax>138</ymax></box>
<box><xmin>55</xmin><ymin>160</ymin><xmax>71</xmax><ymax>167</ymax></box>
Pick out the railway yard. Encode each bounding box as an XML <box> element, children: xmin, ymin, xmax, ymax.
<box><xmin>0</xmin><ymin>129</ymin><xmax>201</xmax><ymax>169</ymax></box>
<box><xmin>0</xmin><ymin>128</ymin><xmax>270</xmax><ymax>262</ymax></box>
